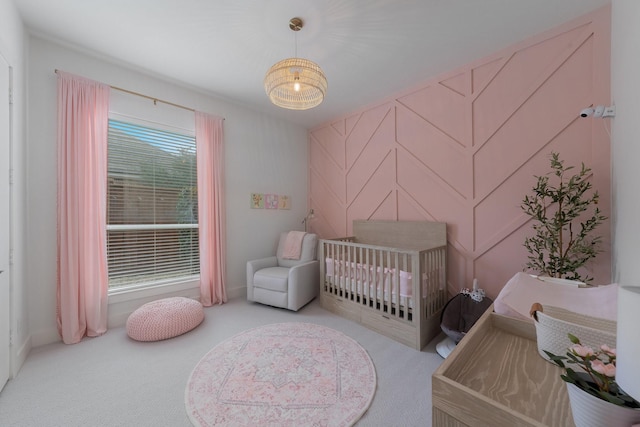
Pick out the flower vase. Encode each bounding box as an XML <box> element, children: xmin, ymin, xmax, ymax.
<box><xmin>566</xmin><ymin>382</ymin><xmax>640</xmax><ymax>427</ymax></box>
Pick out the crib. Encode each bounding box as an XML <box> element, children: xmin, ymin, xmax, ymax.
<box><xmin>319</xmin><ymin>220</ymin><xmax>448</xmax><ymax>350</ymax></box>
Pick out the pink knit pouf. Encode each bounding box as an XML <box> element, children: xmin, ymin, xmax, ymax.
<box><xmin>126</xmin><ymin>297</ymin><xmax>204</xmax><ymax>342</ymax></box>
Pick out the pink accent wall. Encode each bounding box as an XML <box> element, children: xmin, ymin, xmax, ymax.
<box><xmin>308</xmin><ymin>6</ymin><xmax>611</xmax><ymax>298</ymax></box>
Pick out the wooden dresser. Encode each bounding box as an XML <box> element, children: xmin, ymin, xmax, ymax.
<box><xmin>432</xmin><ymin>306</ymin><xmax>575</xmax><ymax>426</ymax></box>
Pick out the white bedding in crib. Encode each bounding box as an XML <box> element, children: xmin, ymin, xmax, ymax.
<box><xmin>324</xmin><ymin>258</ymin><xmax>434</xmax><ymax>310</ymax></box>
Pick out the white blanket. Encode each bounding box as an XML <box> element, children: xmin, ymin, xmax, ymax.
<box><xmin>494</xmin><ymin>272</ymin><xmax>618</xmax><ymax>322</ymax></box>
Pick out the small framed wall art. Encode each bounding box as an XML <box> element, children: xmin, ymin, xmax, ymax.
<box><xmin>264</xmin><ymin>194</ymin><xmax>279</xmax><ymax>209</ymax></box>
<box><xmin>278</xmin><ymin>195</ymin><xmax>291</xmax><ymax>209</ymax></box>
<box><xmin>250</xmin><ymin>193</ymin><xmax>264</xmax><ymax>209</ymax></box>
<box><xmin>250</xmin><ymin>193</ymin><xmax>291</xmax><ymax>210</ymax></box>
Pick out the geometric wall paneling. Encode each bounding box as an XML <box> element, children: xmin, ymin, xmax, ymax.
<box><xmin>474</xmin><ymin>123</ymin><xmax>596</xmax><ymax>256</ymax></box>
<box><xmin>308</xmin><ymin>173</ymin><xmax>346</xmax><ymax>238</ymax></box>
<box><xmin>474</xmin><ymin>172</ymin><xmax>531</xmax><ymax>254</ymax></box>
<box><xmin>473</xmin><ymin>115</ymin><xmax>591</xmax><ymax>204</ymax></box>
<box><xmin>345</xmin><ymin>103</ymin><xmax>393</xmax><ymax>170</ymax></box>
<box><xmin>472</xmin><ymin>28</ymin><xmax>595</xmax><ymax>149</ymax></box>
<box><xmin>309</xmin><ymin>118</ymin><xmax>348</xmax><ymax>239</ymax></box>
<box><xmin>345</xmin><ymin>113</ymin><xmax>360</xmax><ymax>139</ymax></box>
<box><xmin>368</xmin><ymin>192</ymin><xmax>398</xmax><ymax>221</ymax></box>
<box><xmin>309</xmin><ymin>167</ymin><xmax>343</xmax><ymax>215</ymax></box>
<box><xmin>396</xmin><ymin>104</ymin><xmax>470</xmax><ymax>198</ymax></box>
<box><xmin>309</xmin><ymin>140</ymin><xmax>346</xmax><ymax>203</ymax></box>
<box><xmin>309</xmin><ymin>124</ymin><xmax>345</xmax><ymax>169</ymax></box>
<box><xmin>347</xmin><ymin>152</ymin><xmax>396</xmax><ymax>216</ymax></box>
<box><xmin>347</xmin><ymin>189</ymin><xmax>397</xmax><ymax>231</ymax></box>
<box><xmin>397</xmin><ymin>82</ymin><xmax>468</xmax><ymax>146</ymax></box>
<box><xmin>472</xmin><ymin>39</ymin><xmax>596</xmax><ymax>200</ymax></box>
<box><xmin>395</xmin><ymin>149</ymin><xmax>471</xmax><ymax>251</ymax></box>
<box><xmin>439</xmin><ymin>72</ymin><xmax>468</xmax><ymax>97</ymax></box>
<box><xmin>346</xmin><ymin>111</ymin><xmax>395</xmax><ymax>203</ymax></box>
<box><xmin>446</xmin><ymin>244</ymin><xmax>472</xmax><ymax>298</ymax></box>
<box><xmin>510</xmin><ymin>23</ymin><xmax>592</xmax><ymax>84</ymax></box>
<box><xmin>308</xmin><ymin>6</ymin><xmax>611</xmax><ymax>297</ymax></box>
<box><xmin>395</xmin><ymin>148</ymin><xmax>461</xmax><ymax>214</ymax></box>
<box><xmin>397</xmin><ymin>190</ymin><xmax>434</xmax><ymax>222</ymax></box>
<box><xmin>306</xmin><ymin>206</ymin><xmax>342</xmax><ymax>242</ymax></box>
<box><xmin>471</xmin><ymin>58</ymin><xmax>504</xmax><ymax>96</ymax></box>
<box><xmin>330</xmin><ymin>120</ymin><xmax>346</xmax><ymax>137</ymax></box>
<box><xmin>472</xmin><ymin>227</ymin><xmax>532</xmax><ymax>299</ymax></box>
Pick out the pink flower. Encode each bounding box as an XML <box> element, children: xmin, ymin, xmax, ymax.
<box><xmin>600</xmin><ymin>344</ymin><xmax>617</xmax><ymax>356</ymax></box>
<box><xmin>571</xmin><ymin>344</ymin><xmax>594</xmax><ymax>358</ymax></box>
<box><xmin>592</xmin><ymin>359</ymin><xmax>616</xmax><ymax>377</ymax></box>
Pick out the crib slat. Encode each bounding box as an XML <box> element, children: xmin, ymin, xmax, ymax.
<box><xmin>364</xmin><ymin>247</ymin><xmax>370</xmax><ymax>305</ymax></box>
<box><xmin>392</xmin><ymin>251</ymin><xmax>399</xmax><ymax>319</ymax></box>
<box><xmin>319</xmin><ymin>234</ymin><xmax>447</xmax><ymax>350</ymax></box>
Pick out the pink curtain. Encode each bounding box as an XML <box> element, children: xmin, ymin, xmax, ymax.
<box><xmin>196</xmin><ymin>112</ymin><xmax>227</xmax><ymax>306</ymax></box>
<box><xmin>56</xmin><ymin>72</ymin><xmax>110</xmax><ymax>344</ymax></box>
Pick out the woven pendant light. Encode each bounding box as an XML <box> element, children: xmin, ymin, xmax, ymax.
<box><xmin>264</xmin><ymin>17</ymin><xmax>328</xmax><ymax>110</ymax></box>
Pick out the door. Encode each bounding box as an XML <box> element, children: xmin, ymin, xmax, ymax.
<box><xmin>0</xmin><ymin>54</ymin><xmax>11</xmax><ymax>392</ymax></box>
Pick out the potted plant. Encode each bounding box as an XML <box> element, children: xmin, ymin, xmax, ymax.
<box><xmin>521</xmin><ymin>152</ymin><xmax>607</xmax><ymax>282</ymax></box>
<box><xmin>545</xmin><ymin>334</ymin><xmax>640</xmax><ymax>427</ymax></box>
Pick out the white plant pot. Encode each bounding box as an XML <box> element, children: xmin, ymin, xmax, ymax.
<box><xmin>566</xmin><ymin>382</ymin><xmax>640</xmax><ymax>427</ymax></box>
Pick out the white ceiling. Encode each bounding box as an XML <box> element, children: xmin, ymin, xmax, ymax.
<box><xmin>13</xmin><ymin>0</ymin><xmax>610</xmax><ymax>129</ymax></box>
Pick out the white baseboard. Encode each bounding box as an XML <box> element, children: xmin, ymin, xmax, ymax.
<box><xmin>31</xmin><ymin>327</ymin><xmax>60</xmax><ymax>348</ymax></box>
<box><xmin>11</xmin><ymin>334</ymin><xmax>32</xmax><ymax>378</ymax></box>
<box><xmin>30</xmin><ymin>285</ymin><xmax>248</xmax><ymax>349</ymax></box>
<box><xmin>108</xmin><ymin>286</ymin><xmax>201</xmax><ymax>329</ymax></box>
<box><xmin>226</xmin><ymin>286</ymin><xmax>246</xmax><ymax>301</ymax></box>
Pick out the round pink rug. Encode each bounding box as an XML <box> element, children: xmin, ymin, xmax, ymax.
<box><xmin>185</xmin><ymin>322</ymin><xmax>376</xmax><ymax>427</ymax></box>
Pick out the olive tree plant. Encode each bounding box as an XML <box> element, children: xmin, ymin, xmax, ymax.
<box><xmin>521</xmin><ymin>152</ymin><xmax>607</xmax><ymax>282</ymax></box>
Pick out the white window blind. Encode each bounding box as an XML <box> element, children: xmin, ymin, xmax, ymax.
<box><xmin>107</xmin><ymin>119</ymin><xmax>199</xmax><ymax>289</ymax></box>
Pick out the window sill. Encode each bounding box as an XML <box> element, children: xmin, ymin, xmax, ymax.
<box><xmin>108</xmin><ymin>276</ymin><xmax>200</xmax><ymax>304</ymax></box>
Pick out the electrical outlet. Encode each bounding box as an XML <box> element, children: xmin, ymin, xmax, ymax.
<box><xmin>603</xmin><ymin>105</ymin><xmax>616</xmax><ymax>118</ymax></box>
<box><xmin>594</xmin><ymin>105</ymin><xmax>605</xmax><ymax>117</ymax></box>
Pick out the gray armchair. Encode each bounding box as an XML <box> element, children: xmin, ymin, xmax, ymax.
<box><xmin>246</xmin><ymin>232</ymin><xmax>319</xmax><ymax>311</ymax></box>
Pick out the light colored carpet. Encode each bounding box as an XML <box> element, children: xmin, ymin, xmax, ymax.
<box><xmin>0</xmin><ymin>297</ymin><xmax>444</xmax><ymax>426</ymax></box>
<box><xmin>186</xmin><ymin>323</ymin><xmax>376</xmax><ymax>426</ymax></box>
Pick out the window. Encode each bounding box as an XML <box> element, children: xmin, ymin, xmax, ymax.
<box><xmin>107</xmin><ymin>119</ymin><xmax>199</xmax><ymax>290</ymax></box>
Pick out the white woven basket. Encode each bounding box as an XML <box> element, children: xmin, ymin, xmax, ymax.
<box><xmin>530</xmin><ymin>303</ymin><xmax>617</xmax><ymax>363</ymax></box>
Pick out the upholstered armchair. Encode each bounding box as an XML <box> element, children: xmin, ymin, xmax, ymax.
<box><xmin>246</xmin><ymin>232</ymin><xmax>319</xmax><ymax>311</ymax></box>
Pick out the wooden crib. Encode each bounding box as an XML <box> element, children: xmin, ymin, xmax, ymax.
<box><xmin>319</xmin><ymin>220</ymin><xmax>448</xmax><ymax>350</ymax></box>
